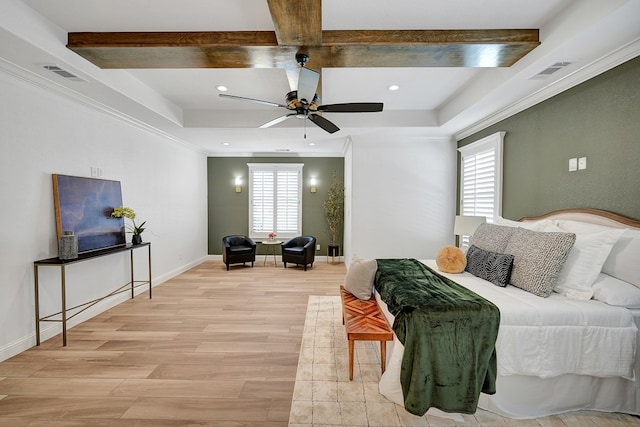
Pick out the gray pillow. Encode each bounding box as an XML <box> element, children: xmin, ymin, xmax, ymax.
<box><xmin>505</xmin><ymin>227</ymin><xmax>576</xmax><ymax>297</ymax></box>
<box><xmin>465</xmin><ymin>245</ymin><xmax>514</xmax><ymax>287</ymax></box>
<box><xmin>344</xmin><ymin>255</ymin><xmax>378</xmax><ymax>300</ymax></box>
<box><xmin>470</xmin><ymin>223</ymin><xmax>517</xmax><ymax>253</ymax></box>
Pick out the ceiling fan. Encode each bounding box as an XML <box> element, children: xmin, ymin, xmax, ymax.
<box><xmin>218</xmin><ymin>53</ymin><xmax>383</xmax><ymax>135</ymax></box>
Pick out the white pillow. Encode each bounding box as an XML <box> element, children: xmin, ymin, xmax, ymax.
<box><xmin>344</xmin><ymin>255</ymin><xmax>377</xmax><ymax>300</ymax></box>
<box><xmin>495</xmin><ymin>216</ymin><xmax>545</xmax><ymax>230</ymax></box>
<box><xmin>602</xmin><ymin>229</ymin><xmax>640</xmax><ymax>288</ymax></box>
<box><xmin>592</xmin><ymin>273</ymin><xmax>640</xmax><ymax>308</ymax></box>
<box><xmin>536</xmin><ymin>221</ymin><xmax>625</xmax><ymax>300</ymax></box>
<box><xmin>555</xmin><ymin>220</ymin><xmax>639</xmax><ymax>288</ymax></box>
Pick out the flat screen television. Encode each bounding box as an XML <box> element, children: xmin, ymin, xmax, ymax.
<box><xmin>52</xmin><ymin>174</ymin><xmax>126</xmax><ymax>253</ymax></box>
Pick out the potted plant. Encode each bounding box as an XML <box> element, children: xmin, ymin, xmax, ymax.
<box><xmin>111</xmin><ymin>206</ymin><xmax>146</xmax><ymax>244</ymax></box>
<box><xmin>322</xmin><ymin>170</ymin><xmax>344</xmax><ymax>258</ymax></box>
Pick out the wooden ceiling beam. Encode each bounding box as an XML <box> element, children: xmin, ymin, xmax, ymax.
<box><xmin>308</xmin><ymin>44</ymin><xmax>539</xmax><ymax>68</ymax></box>
<box><xmin>267</xmin><ymin>0</ymin><xmax>322</xmax><ymax>46</ymax></box>
<box><xmin>323</xmin><ymin>29</ymin><xmax>539</xmax><ymax>46</ymax></box>
<box><xmin>67</xmin><ymin>31</ymin><xmax>279</xmax><ymax>47</ymax></box>
<box><xmin>67</xmin><ymin>29</ymin><xmax>539</xmax><ymax>69</ymax></box>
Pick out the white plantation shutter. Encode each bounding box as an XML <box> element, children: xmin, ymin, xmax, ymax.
<box><xmin>250</xmin><ymin>170</ymin><xmax>274</xmax><ymax>233</ymax></box>
<box><xmin>461</xmin><ymin>149</ymin><xmax>496</xmax><ymax>220</ymax></box>
<box><xmin>276</xmin><ymin>170</ymin><xmax>299</xmax><ymax>233</ymax></box>
<box><xmin>248</xmin><ymin>164</ymin><xmax>302</xmax><ymax>239</ymax></box>
<box><xmin>458</xmin><ymin>132</ymin><xmax>505</xmax><ymax>244</ymax></box>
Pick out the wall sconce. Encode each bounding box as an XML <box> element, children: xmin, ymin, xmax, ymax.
<box><xmin>310</xmin><ymin>177</ymin><xmax>317</xmax><ymax>193</ymax></box>
<box><xmin>234</xmin><ymin>177</ymin><xmax>242</xmax><ymax>193</ymax></box>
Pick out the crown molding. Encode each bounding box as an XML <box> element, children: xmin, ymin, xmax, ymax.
<box><xmin>0</xmin><ymin>56</ymin><xmax>205</xmax><ymax>155</ymax></box>
<box><xmin>455</xmin><ymin>37</ymin><xmax>640</xmax><ymax>141</ymax></box>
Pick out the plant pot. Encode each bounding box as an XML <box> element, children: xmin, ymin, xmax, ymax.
<box><xmin>132</xmin><ymin>234</ymin><xmax>143</xmax><ymax>245</ymax></box>
<box><xmin>328</xmin><ymin>244</ymin><xmax>340</xmax><ymax>257</ymax></box>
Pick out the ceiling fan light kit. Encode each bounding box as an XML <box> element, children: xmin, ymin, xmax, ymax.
<box><xmin>286</xmin><ymin>91</ymin><xmax>320</xmax><ymax>112</ymax></box>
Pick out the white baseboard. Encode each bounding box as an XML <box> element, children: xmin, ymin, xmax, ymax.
<box><xmin>153</xmin><ymin>256</ymin><xmax>209</xmax><ymax>283</ymax></box>
<box><xmin>0</xmin><ymin>256</ymin><xmax>209</xmax><ymax>362</ymax></box>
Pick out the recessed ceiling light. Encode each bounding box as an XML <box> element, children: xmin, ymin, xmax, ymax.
<box><xmin>221</xmin><ymin>142</ymin><xmax>230</xmax><ymax>146</ymax></box>
<box><xmin>216</xmin><ymin>85</ymin><xmax>228</xmax><ymax>92</ymax></box>
<box><xmin>388</xmin><ymin>84</ymin><xmax>400</xmax><ymax>91</ymax></box>
<box><xmin>309</xmin><ymin>142</ymin><xmax>316</xmax><ymax>146</ymax></box>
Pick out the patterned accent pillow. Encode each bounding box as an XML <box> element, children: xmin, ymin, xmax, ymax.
<box><xmin>470</xmin><ymin>223</ymin><xmax>517</xmax><ymax>253</ymax></box>
<box><xmin>465</xmin><ymin>245</ymin><xmax>515</xmax><ymax>287</ymax></box>
<box><xmin>505</xmin><ymin>227</ymin><xmax>576</xmax><ymax>297</ymax></box>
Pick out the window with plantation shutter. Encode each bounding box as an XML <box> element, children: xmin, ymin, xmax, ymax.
<box><xmin>248</xmin><ymin>163</ymin><xmax>302</xmax><ymax>239</ymax></box>
<box><xmin>458</xmin><ymin>132</ymin><xmax>505</xmax><ymax>245</ymax></box>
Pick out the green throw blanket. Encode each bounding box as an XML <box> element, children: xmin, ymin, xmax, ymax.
<box><xmin>375</xmin><ymin>259</ymin><xmax>500</xmax><ymax>416</ymax></box>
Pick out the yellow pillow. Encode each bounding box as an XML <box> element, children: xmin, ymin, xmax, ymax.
<box><xmin>436</xmin><ymin>245</ymin><xmax>466</xmax><ymax>274</ymax></box>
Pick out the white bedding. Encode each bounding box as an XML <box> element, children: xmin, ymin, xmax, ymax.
<box><xmin>416</xmin><ymin>260</ymin><xmax>637</xmax><ymax>379</ymax></box>
<box><xmin>376</xmin><ymin>259</ymin><xmax>639</xmax><ymax>417</ymax></box>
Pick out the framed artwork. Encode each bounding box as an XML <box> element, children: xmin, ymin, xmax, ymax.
<box><xmin>52</xmin><ymin>174</ymin><xmax>126</xmax><ymax>253</ymax></box>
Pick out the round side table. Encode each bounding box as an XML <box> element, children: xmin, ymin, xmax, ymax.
<box><xmin>260</xmin><ymin>240</ymin><xmax>282</xmax><ymax>266</ymax></box>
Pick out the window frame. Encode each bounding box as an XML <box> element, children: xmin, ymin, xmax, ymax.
<box><xmin>247</xmin><ymin>163</ymin><xmax>303</xmax><ymax>240</ymax></box>
<box><xmin>458</xmin><ymin>131</ymin><xmax>505</xmax><ymax>244</ymax></box>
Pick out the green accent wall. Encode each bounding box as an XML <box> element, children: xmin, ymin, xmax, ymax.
<box><xmin>207</xmin><ymin>157</ymin><xmax>344</xmax><ymax>255</ymax></box>
<box><xmin>458</xmin><ymin>55</ymin><xmax>640</xmax><ymax>220</ymax></box>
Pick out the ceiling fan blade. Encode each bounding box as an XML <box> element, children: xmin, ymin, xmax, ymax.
<box><xmin>308</xmin><ymin>114</ymin><xmax>340</xmax><ymax>134</ymax></box>
<box><xmin>318</xmin><ymin>102</ymin><xmax>384</xmax><ymax>113</ymax></box>
<box><xmin>219</xmin><ymin>93</ymin><xmax>287</xmax><ymax>109</ymax></box>
<box><xmin>297</xmin><ymin>67</ymin><xmax>320</xmax><ymax>103</ymax></box>
<box><xmin>259</xmin><ymin>114</ymin><xmax>295</xmax><ymax>129</ymax></box>
<box><xmin>285</xmin><ymin>66</ymin><xmax>299</xmax><ymax>92</ymax></box>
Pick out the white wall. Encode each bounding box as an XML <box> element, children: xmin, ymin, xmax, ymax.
<box><xmin>344</xmin><ymin>134</ymin><xmax>457</xmax><ymax>263</ymax></box>
<box><xmin>0</xmin><ymin>70</ymin><xmax>208</xmax><ymax>360</ymax></box>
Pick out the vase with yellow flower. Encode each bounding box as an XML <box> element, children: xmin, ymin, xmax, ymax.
<box><xmin>111</xmin><ymin>206</ymin><xmax>146</xmax><ymax>244</ymax></box>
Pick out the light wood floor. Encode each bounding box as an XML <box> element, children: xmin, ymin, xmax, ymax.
<box><xmin>1</xmin><ymin>259</ymin><xmax>638</xmax><ymax>426</ymax></box>
<box><xmin>0</xmin><ymin>259</ymin><xmax>344</xmax><ymax>426</ymax></box>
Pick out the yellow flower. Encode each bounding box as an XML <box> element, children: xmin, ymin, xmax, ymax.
<box><xmin>111</xmin><ymin>206</ymin><xmax>136</xmax><ymax>220</ymax></box>
<box><xmin>111</xmin><ymin>206</ymin><xmax>146</xmax><ymax>235</ymax></box>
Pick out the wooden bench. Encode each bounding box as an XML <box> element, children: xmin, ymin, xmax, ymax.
<box><xmin>340</xmin><ymin>285</ymin><xmax>394</xmax><ymax>380</ymax></box>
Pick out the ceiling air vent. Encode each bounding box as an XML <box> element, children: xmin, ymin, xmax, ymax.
<box><xmin>43</xmin><ymin>65</ymin><xmax>85</xmax><ymax>82</ymax></box>
<box><xmin>530</xmin><ymin>61</ymin><xmax>573</xmax><ymax>80</ymax></box>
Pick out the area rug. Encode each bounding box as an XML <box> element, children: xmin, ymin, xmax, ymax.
<box><xmin>288</xmin><ymin>296</ymin><xmax>640</xmax><ymax>427</ymax></box>
<box><xmin>287</xmin><ymin>296</ymin><xmax>491</xmax><ymax>426</ymax></box>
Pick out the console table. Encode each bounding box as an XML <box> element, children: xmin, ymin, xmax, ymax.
<box><xmin>33</xmin><ymin>242</ymin><xmax>151</xmax><ymax>346</ymax></box>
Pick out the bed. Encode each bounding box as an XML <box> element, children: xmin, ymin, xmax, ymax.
<box><xmin>373</xmin><ymin>209</ymin><xmax>640</xmax><ymax>419</ymax></box>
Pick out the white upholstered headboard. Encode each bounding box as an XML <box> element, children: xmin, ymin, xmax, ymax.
<box><xmin>520</xmin><ymin>208</ymin><xmax>640</xmax><ymax>230</ymax></box>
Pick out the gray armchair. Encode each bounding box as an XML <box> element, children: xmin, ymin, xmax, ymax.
<box><xmin>281</xmin><ymin>236</ymin><xmax>316</xmax><ymax>271</ymax></box>
<box><xmin>222</xmin><ymin>235</ymin><xmax>256</xmax><ymax>270</ymax></box>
